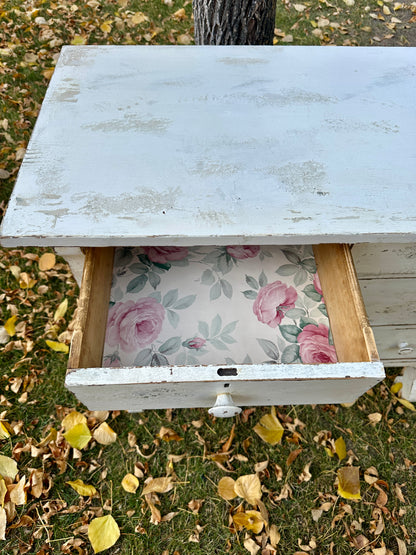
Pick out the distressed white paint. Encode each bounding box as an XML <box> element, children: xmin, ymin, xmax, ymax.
<box><xmin>353</xmin><ymin>244</ymin><xmax>416</xmax><ymax>278</ymax></box>
<box><xmin>359</xmin><ymin>278</ymin><xmax>416</xmax><ymax>326</ymax></box>
<box><xmin>2</xmin><ymin>45</ymin><xmax>416</xmax><ymax>246</ymax></box>
<box><xmin>372</xmin><ymin>325</ymin><xmax>416</xmax><ymax>366</ymax></box>
<box><xmin>65</xmin><ymin>362</ymin><xmax>385</xmax><ymax>411</ymax></box>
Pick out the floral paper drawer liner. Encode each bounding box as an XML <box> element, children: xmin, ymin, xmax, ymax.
<box><xmin>103</xmin><ymin>245</ymin><xmax>337</xmax><ymax>368</ymax></box>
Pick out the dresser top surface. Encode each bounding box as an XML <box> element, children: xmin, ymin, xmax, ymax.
<box><xmin>2</xmin><ymin>45</ymin><xmax>416</xmax><ymax>246</ymax></box>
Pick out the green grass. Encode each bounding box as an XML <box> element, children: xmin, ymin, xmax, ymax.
<box><xmin>1</xmin><ymin>0</ymin><xmax>416</xmax><ymax>553</ymax></box>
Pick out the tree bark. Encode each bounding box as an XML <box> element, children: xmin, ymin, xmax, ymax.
<box><xmin>193</xmin><ymin>0</ymin><xmax>276</xmax><ymax>45</ymax></box>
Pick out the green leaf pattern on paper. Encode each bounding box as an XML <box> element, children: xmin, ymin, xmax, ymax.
<box><xmin>103</xmin><ymin>245</ymin><xmax>335</xmax><ymax>367</ymax></box>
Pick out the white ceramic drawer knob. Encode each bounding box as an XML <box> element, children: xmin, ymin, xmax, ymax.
<box><xmin>398</xmin><ymin>342</ymin><xmax>414</xmax><ymax>355</ymax></box>
<box><xmin>208</xmin><ymin>393</ymin><xmax>242</xmax><ymax>418</ymax></box>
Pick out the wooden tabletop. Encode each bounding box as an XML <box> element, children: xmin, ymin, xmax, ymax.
<box><xmin>2</xmin><ymin>45</ymin><xmax>415</xmax><ymax>246</ymax></box>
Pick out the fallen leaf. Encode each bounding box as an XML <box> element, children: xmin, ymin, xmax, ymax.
<box><xmin>93</xmin><ymin>422</ymin><xmax>117</xmax><ymax>445</ymax></box>
<box><xmin>158</xmin><ymin>426</ymin><xmax>182</xmax><ymax>442</ymax></box>
<box><xmin>233</xmin><ymin>510</ymin><xmax>265</xmax><ymax>534</ymax></box>
<box><xmin>396</xmin><ymin>537</ymin><xmax>407</xmax><ymax>555</ymax></box>
<box><xmin>71</xmin><ymin>35</ymin><xmax>88</xmax><ymax>45</ymax></box>
<box><xmin>293</xmin><ymin>3</ymin><xmax>307</xmax><ymax>11</ymax></box>
<box><xmin>4</xmin><ymin>315</ymin><xmax>17</xmax><ymax>337</ymax></box>
<box><xmin>172</xmin><ymin>7</ymin><xmax>187</xmax><ymax>20</ymax></box>
<box><xmin>0</xmin><ymin>421</ymin><xmax>11</xmax><ymax>440</ymax></box>
<box><xmin>394</xmin><ymin>483</ymin><xmax>406</xmax><ymax>503</ymax></box>
<box><xmin>130</xmin><ymin>11</ymin><xmax>148</xmax><ymax>25</ymax></box>
<box><xmin>54</xmin><ymin>299</ymin><xmax>68</xmax><ymax>322</ymax></box>
<box><xmin>19</xmin><ymin>272</ymin><xmax>37</xmax><ymax>289</ymax></box>
<box><xmin>46</xmin><ymin>340</ymin><xmax>69</xmax><ymax>354</ymax></box>
<box><xmin>62</xmin><ymin>411</ymin><xmax>87</xmax><ymax>432</ymax></box>
<box><xmin>39</xmin><ymin>252</ymin><xmax>56</xmax><ymax>271</ymax></box>
<box><xmin>0</xmin><ymin>508</ymin><xmax>6</xmax><ymax>541</ymax></box>
<box><xmin>0</xmin><ymin>479</ymin><xmax>6</xmax><ymax>506</ymax></box>
<box><xmin>142</xmin><ymin>477</ymin><xmax>174</xmax><ymax>496</ymax></box>
<box><xmin>335</xmin><ymin>437</ymin><xmax>347</xmax><ymax>461</ymax></box>
<box><xmin>100</xmin><ymin>21</ymin><xmax>112</xmax><ymax>33</ymax></box>
<box><xmin>243</xmin><ymin>536</ymin><xmax>261</xmax><ymax>554</ymax></box>
<box><xmin>397</xmin><ymin>398</ymin><xmax>416</xmax><ymax>412</ymax></box>
<box><xmin>298</xmin><ymin>462</ymin><xmax>312</xmax><ymax>483</ymax></box>
<box><xmin>368</xmin><ymin>412</ymin><xmax>382</xmax><ymax>425</ymax></box>
<box><xmin>64</xmin><ymin>422</ymin><xmax>92</xmax><ymax>450</ymax></box>
<box><xmin>121</xmin><ymin>473</ymin><xmax>139</xmax><ymax>493</ymax></box>
<box><xmin>0</xmin><ymin>454</ymin><xmax>18</xmax><ymax>479</ymax></box>
<box><xmin>9</xmin><ymin>476</ymin><xmax>27</xmax><ymax>505</ymax></box>
<box><xmin>234</xmin><ymin>474</ymin><xmax>262</xmax><ymax>506</ymax></box>
<box><xmin>218</xmin><ymin>476</ymin><xmax>237</xmax><ymax>500</ymax></box>
<box><xmin>88</xmin><ymin>514</ymin><xmax>120</xmax><ymax>553</ymax></box>
<box><xmin>287</xmin><ymin>447</ymin><xmax>302</xmax><ymax>467</ymax></box>
<box><xmin>269</xmin><ymin>523</ymin><xmax>281</xmax><ymax>547</ymax></box>
<box><xmin>253</xmin><ymin>407</ymin><xmax>284</xmax><ymax>445</ymax></box>
<box><xmin>67</xmin><ymin>479</ymin><xmax>97</xmax><ymax>496</ymax></box>
<box><xmin>364</xmin><ymin>466</ymin><xmax>379</xmax><ymax>485</ymax></box>
<box><xmin>337</xmin><ymin>467</ymin><xmax>361</xmax><ymax>500</ymax></box>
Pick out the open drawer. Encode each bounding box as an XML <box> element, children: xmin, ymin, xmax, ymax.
<box><xmin>66</xmin><ymin>244</ymin><xmax>384</xmax><ymax>415</ymax></box>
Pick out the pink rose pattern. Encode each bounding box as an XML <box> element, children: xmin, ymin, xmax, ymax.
<box><xmin>253</xmin><ymin>281</ymin><xmax>297</xmax><ymax>328</ymax></box>
<box><xmin>103</xmin><ymin>245</ymin><xmax>337</xmax><ymax>366</ymax></box>
<box><xmin>226</xmin><ymin>245</ymin><xmax>260</xmax><ymax>259</ymax></box>
<box><xmin>143</xmin><ymin>246</ymin><xmax>189</xmax><ymax>264</ymax></box>
<box><xmin>106</xmin><ymin>298</ymin><xmax>165</xmax><ymax>352</ymax></box>
<box><xmin>298</xmin><ymin>324</ymin><xmax>337</xmax><ymax>364</ymax></box>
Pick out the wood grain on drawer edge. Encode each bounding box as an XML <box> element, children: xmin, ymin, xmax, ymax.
<box><xmin>68</xmin><ymin>247</ymin><xmax>114</xmax><ymax>370</ymax></box>
<box><xmin>313</xmin><ymin>244</ymin><xmax>379</xmax><ymax>363</ymax></box>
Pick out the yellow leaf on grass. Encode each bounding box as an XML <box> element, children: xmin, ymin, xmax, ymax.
<box><xmin>233</xmin><ymin>510</ymin><xmax>265</xmax><ymax>534</ymax></box>
<box><xmin>218</xmin><ymin>476</ymin><xmax>237</xmax><ymax>500</ymax></box>
<box><xmin>131</xmin><ymin>11</ymin><xmax>148</xmax><ymax>25</ymax></box>
<box><xmin>158</xmin><ymin>426</ymin><xmax>183</xmax><ymax>442</ymax></box>
<box><xmin>253</xmin><ymin>406</ymin><xmax>284</xmax><ymax>445</ymax></box>
<box><xmin>142</xmin><ymin>477</ymin><xmax>174</xmax><ymax>496</ymax></box>
<box><xmin>335</xmin><ymin>437</ymin><xmax>347</xmax><ymax>461</ymax></box>
<box><xmin>121</xmin><ymin>473</ymin><xmax>139</xmax><ymax>493</ymax></box>
<box><xmin>0</xmin><ymin>479</ymin><xmax>7</xmax><ymax>506</ymax></box>
<box><xmin>39</xmin><ymin>252</ymin><xmax>56</xmax><ymax>271</ymax></box>
<box><xmin>54</xmin><ymin>298</ymin><xmax>68</xmax><ymax>322</ymax></box>
<box><xmin>19</xmin><ymin>272</ymin><xmax>37</xmax><ymax>289</ymax></box>
<box><xmin>234</xmin><ymin>474</ymin><xmax>262</xmax><ymax>506</ymax></box>
<box><xmin>71</xmin><ymin>35</ymin><xmax>88</xmax><ymax>45</ymax></box>
<box><xmin>67</xmin><ymin>479</ymin><xmax>97</xmax><ymax>496</ymax></box>
<box><xmin>46</xmin><ymin>340</ymin><xmax>69</xmax><ymax>353</ymax></box>
<box><xmin>4</xmin><ymin>315</ymin><xmax>17</xmax><ymax>337</ymax></box>
<box><xmin>0</xmin><ymin>454</ymin><xmax>18</xmax><ymax>479</ymax></box>
<box><xmin>88</xmin><ymin>514</ymin><xmax>120</xmax><ymax>553</ymax></box>
<box><xmin>100</xmin><ymin>21</ymin><xmax>112</xmax><ymax>33</ymax></box>
<box><xmin>397</xmin><ymin>397</ymin><xmax>416</xmax><ymax>412</ymax></box>
<box><xmin>93</xmin><ymin>422</ymin><xmax>117</xmax><ymax>445</ymax></box>
<box><xmin>0</xmin><ymin>422</ymin><xmax>11</xmax><ymax>440</ymax></box>
<box><xmin>64</xmin><ymin>422</ymin><xmax>92</xmax><ymax>449</ymax></box>
<box><xmin>337</xmin><ymin>466</ymin><xmax>361</xmax><ymax>500</ymax></box>
<box><xmin>391</xmin><ymin>382</ymin><xmax>402</xmax><ymax>394</ymax></box>
<box><xmin>62</xmin><ymin>411</ymin><xmax>87</xmax><ymax>432</ymax></box>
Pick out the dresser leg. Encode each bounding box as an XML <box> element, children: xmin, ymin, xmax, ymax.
<box><xmin>394</xmin><ymin>367</ymin><xmax>416</xmax><ymax>402</ymax></box>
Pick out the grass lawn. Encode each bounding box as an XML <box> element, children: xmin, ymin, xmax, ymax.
<box><xmin>1</xmin><ymin>0</ymin><xmax>416</xmax><ymax>553</ymax></box>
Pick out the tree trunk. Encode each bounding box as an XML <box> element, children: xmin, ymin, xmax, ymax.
<box><xmin>193</xmin><ymin>0</ymin><xmax>276</xmax><ymax>45</ymax></box>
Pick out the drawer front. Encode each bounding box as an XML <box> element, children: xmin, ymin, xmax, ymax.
<box><xmin>65</xmin><ymin>363</ymin><xmax>384</xmax><ymax>411</ymax></box>
<box><xmin>372</xmin><ymin>325</ymin><xmax>416</xmax><ymax>366</ymax></box>
<box><xmin>353</xmin><ymin>243</ymin><xmax>416</xmax><ymax>279</ymax></box>
<box><xmin>66</xmin><ymin>244</ymin><xmax>384</xmax><ymax>412</ymax></box>
<box><xmin>359</xmin><ymin>278</ymin><xmax>416</xmax><ymax>326</ymax></box>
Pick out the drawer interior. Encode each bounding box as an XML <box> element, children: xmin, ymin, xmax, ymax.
<box><xmin>68</xmin><ymin>244</ymin><xmax>379</xmax><ymax>371</ymax></box>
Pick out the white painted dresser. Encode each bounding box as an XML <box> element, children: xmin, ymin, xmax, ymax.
<box><xmin>1</xmin><ymin>46</ymin><xmax>415</xmax><ymax>413</ymax></box>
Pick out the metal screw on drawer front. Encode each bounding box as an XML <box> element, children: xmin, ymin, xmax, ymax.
<box><xmin>398</xmin><ymin>342</ymin><xmax>414</xmax><ymax>355</ymax></box>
